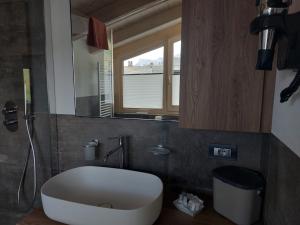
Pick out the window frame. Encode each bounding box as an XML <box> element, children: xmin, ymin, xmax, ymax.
<box><xmin>113</xmin><ymin>25</ymin><xmax>181</xmax><ymax>116</ymax></box>
<box><xmin>167</xmin><ymin>36</ymin><xmax>181</xmax><ymax>113</ymax></box>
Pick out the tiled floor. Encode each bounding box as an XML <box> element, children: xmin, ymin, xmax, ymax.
<box><xmin>0</xmin><ymin>210</ymin><xmax>24</xmax><ymax>225</ymax></box>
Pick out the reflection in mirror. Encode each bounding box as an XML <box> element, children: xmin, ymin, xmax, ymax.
<box><xmin>123</xmin><ymin>47</ymin><xmax>165</xmax><ymax>110</ymax></box>
<box><xmin>172</xmin><ymin>41</ymin><xmax>181</xmax><ymax>107</ymax></box>
<box><xmin>71</xmin><ymin>0</ymin><xmax>182</xmax><ymax>119</ymax></box>
<box><xmin>72</xmin><ymin>15</ymin><xmax>113</xmax><ymax>117</ymax></box>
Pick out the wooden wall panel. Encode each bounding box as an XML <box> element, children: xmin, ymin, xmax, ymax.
<box><xmin>180</xmin><ymin>0</ymin><xmax>269</xmax><ymax>132</ymax></box>
<box><xmin>260</xmin><ymin>69</ymin><xmax>276</xmax><ymax>133</ymax></box>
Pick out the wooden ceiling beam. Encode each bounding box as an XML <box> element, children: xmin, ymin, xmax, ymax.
<box><xmin>113</xmin><ymin>4</ymin><xmax>181</xmax><ymax>46</ymax></box>
<box><xmin>90</xmin><ymin>0</ymin><xmax>167</xmax><ymax>22</ymax></box>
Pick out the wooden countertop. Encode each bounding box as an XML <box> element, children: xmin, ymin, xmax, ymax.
<box><xmin>17</xmin><ymin>208</ymin><xmax>234</xmax><ymax>225</ymax></box>
<box><xmin>17</xmin><ymin>194</ymin><xmax>236</xmax><ymax>225</ymax></box>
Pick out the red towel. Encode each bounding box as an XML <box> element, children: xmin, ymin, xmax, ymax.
<box><xmin>87</xmin><ymin>17</ymin><xmax>109</xmax><ymax>50</ymax></box>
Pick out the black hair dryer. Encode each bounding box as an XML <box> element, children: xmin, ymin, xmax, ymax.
<box><xmin>250</xmin><ymin>0</ymin><xmax>300</xmax><ymax>103</ymax></box>
<box><xmin>255</xmin><ymin>0</ymin><xmax>291</xmax><ymax>70</ymax></box>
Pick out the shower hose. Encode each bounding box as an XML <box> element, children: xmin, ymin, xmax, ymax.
<box><xmin>17</xmin><ymin>105</ymin><xmax>37</xmax><ymax>210</ymax></box>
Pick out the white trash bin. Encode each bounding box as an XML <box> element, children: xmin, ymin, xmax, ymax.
<box><xmin>213</xmin><ymin>166</ymin><xmax>264</xmax><ymax>225</ymax></box>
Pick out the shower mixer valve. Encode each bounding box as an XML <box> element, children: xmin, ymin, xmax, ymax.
<box><xmin>2</xmin><ymin>101</ymin><xmax>18</xmax><ymax>132</ymax></box>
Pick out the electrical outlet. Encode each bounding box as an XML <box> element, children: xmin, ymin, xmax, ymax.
<box><xmin>209</xmin><ymin>144</ymin><xmax>237</xmax><ymax>160</ymax></box>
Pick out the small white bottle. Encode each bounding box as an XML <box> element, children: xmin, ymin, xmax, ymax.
<box><xmin>84</xmin><ymin>139</ymin><xmax>99</xmax><ymax>160</ymax></box>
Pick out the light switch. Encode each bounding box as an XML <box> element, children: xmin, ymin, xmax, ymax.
<box><xmin>209</xmin><ymin>144</ymin><xmax>238</xmax><ymax>160</ymax></box>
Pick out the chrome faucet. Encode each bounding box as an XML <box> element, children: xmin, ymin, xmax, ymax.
<box><xmin>104</xmin><ymin>136</ymin><xmax>129</xmax><ymax>169</ymax></box>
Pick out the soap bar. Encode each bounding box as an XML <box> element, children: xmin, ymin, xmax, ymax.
<box><xmin>173</xmin><ymin>192</ymin><xmax>204</xmax><ymax>217</ymax></box>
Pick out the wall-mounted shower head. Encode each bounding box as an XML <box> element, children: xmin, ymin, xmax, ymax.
<box><xmin>17</xmin><ymin>69</ymin><xmax>37</xmax><ymax>211</ymax></box>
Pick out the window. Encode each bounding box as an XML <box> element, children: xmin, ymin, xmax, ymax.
<box><xmin>123</xmin><ymin>47</ymin><xmax>164</xmax><ymax>109</ymax></box>
<box><xmin>114</xmin><ymin>34</ymin><xmax>181</xmax><ymax>116</ymax></box>
<box><xmin>171</xmin><ymin>40</ymin><xmax>181</xmax><ymax>107</ymax></box>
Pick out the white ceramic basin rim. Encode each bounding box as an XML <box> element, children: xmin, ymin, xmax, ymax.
<box><xmin>41</xmin><ymin>166</ymin><xmax>163</xmax><ymax>225</ymax></box>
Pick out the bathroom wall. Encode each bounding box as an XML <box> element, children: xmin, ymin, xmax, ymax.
<box><xmin>44</xmin><ymin>0</ymin><xmax>75</xmax><ymax>115</ymax></box>
<box><xmin>271</xmin><ymin>0</ymin><xmax>300</xmax><ymax>157</ymax></box>
<box><xmin>0</xmin><ymin>0</ymin><xmax>52</xmax><ymax>218</ymax></box>
<box><xmin>73</xmin><ymin>38</ymin><xmax>101</xmax><ymax>116</ymax></box>
<box><xmin>265</xmin><ymin>2</ymin><xmax>300</xmax><ymax>224</ymax></box>
<box><xmin>73</xmin><ymin>38</ymin><xmax>100</xmax><ymax>99</ymax></box>
<box><xmin>271</xmin><ymin>68</ymin><xmax>300</xmax><ymax>157</ymax></box>
<box><xmin>55</xmin><ymin>115</ymin><xmax>265</xmax><ymax>192</ymax></box>
<box><xmin>54</xmin><ymin>115</ymin><xmax>300</xmax><ymax>225</ymax></box>
<box><xmin>263</xmin><ymin>135</ymin><xmax>300</xmax><ymax>225</ymax></box>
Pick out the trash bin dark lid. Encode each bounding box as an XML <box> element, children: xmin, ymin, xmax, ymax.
<box><xmin>213</xmin><ymin>166</ymin><xmax>265</xmax><ymax>190</ymax></box>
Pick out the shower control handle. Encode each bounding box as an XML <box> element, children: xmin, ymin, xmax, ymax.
<box><xmin>2</xmin><ymin>107</ymin><xmax>17</xmax><ymax>114</ymax></box>
<box><xmin>2</xmin><ymin>101</ymin><xmax>18</xmax><ymax>132</ymax></box>
<box><xmin>3</xmin><ymin>120</ymin><xmax>18</xmax><ymax>126</ymax></box>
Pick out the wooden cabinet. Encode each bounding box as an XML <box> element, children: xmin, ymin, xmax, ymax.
<box><xmin>179</xmin><ymin>0</ymin><xmax>276</xmax><ymax>132</ymax></box>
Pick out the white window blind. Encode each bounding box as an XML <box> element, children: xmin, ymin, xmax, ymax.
<box><xmin>123</xmin><ymin>47</ymin><xmax>164</xmax><ymax>109</ymax></box>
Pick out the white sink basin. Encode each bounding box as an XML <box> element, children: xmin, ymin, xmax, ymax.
<box><xmin>41</xmin><ymin>166</ymin><xmax>163</xmax><ymax>225</ymax></box>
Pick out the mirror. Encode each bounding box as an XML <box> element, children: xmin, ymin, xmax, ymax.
<box><xmin>70</xmin><ymin>0</ymin><xmax>182</xmax><ymax>120</ymax></box>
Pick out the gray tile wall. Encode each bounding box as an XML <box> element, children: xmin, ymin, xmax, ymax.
<box><xmin>55</xmin><ymin>115</ymin><xmax>265</xmax><ymax>192</ymax></box>
<box><xmin>0</xmin><ymin>0</ymin><xmax>52</xmax><ymax>216</ymax></box>
<box><xmin>76</xmin><ymin>96</ymin><xmax>100</xmax><ymax>117</ymax></box>
<box><xmin>263</xmin><ymin>135</ymin><xmax>300</xmax><ymax>225</ymax></box>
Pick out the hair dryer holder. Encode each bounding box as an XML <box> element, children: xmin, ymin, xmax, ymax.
<box><xmin>251</xmin><ymin>11</ymin><xmax>300</xmax><ymax>103</ymax></box>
